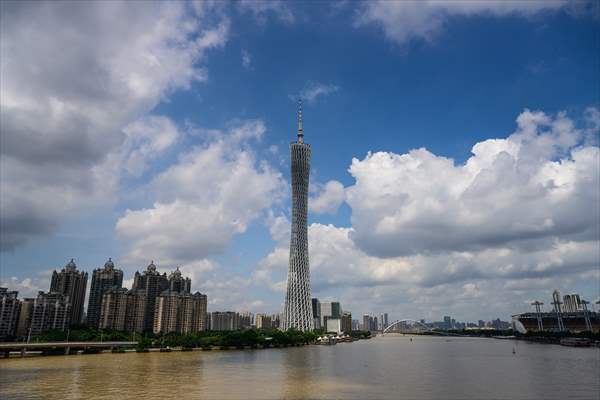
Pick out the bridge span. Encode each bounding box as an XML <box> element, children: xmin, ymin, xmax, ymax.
<box><xmin>0</xmin><ymin>341</ymin><xmax>138</xmax><ymax>357</ymax></box>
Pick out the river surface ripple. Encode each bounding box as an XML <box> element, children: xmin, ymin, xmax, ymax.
<box><xmin>1</xmin><ymin>335</ymin><xmax>598</xmax><ymax>400</ymax></box>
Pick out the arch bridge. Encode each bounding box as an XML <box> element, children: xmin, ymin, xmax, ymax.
<box><xmin>382</xmin><ymin>319</ymin><xmax>432</xmax><ymax>334</ymax></box>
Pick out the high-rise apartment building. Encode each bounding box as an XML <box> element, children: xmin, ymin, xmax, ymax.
<box><xmin>29</xmin><ymin>291</ymin><xmax>71</xmax><ymax>336</ymax></box>
<box><xmin>153</xmin><ymin>291</ymin><xmax>207</xmax><ymax>334</ymax></box>
<box><xmin>238</xmin><ymin>312</ymin><xmax>253</xmax><ymax>329</ymax></box>
<box><xmin>282</xmin><ymin>101</ymin><xmax>313</xmax><ymax>332</ymax></box>
<box><xmin>210</xmin><ymin>311</ymin><xmax>239</xmax><ymax>331</ymax></box>
<box><xmin>124</xmin><ymin>290</ymin><xmax>147</xmax><ymax>334</ymax></box>
<box><xmin>87</xmin><ymin>258</ymin><xmax>123</xmax><ymax>328</ymax></box>
<box><xmin>99</xmin><ymin>288</ymin><xmax>129</xmax><ymax>331</ymax></box>
<box><xmin>50</xmin><ymin>259</ymin><xmax>88</xmax><ymax>325</ymax></box>
<box><xmin>132</xmin><ymin>261</ymin><xmax>168</xmax><ymax>332</ymax></box>
<box><xmin>0</xmin><ymin>288</ymin><xmax>20</xmax><ymax>337</ymax></box>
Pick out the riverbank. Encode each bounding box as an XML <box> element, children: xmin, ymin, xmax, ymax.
<box><xmin>1</xmin><ymin>328</ymin><xmax>374</xmax><ymax>359</ymax></box>
<box><xmin>1</xmin><ymin>341</ymin><xmax>312</xmax><ymax>359</ymax></box>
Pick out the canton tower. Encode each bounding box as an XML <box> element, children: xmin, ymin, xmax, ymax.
<box><xmin>282</xmin><ymin>100</ymin><xmax>313</xmax><ymax>332</ymax></box>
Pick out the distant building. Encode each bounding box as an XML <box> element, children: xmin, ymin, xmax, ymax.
<box><xmin>351</xmin><ymin>319</ymin><xmax>360</xmax><ymax>331</ymax></box>
<box><xmin>341</xmin><ymin>312</ymin><xmax>352</xmax><ymax>333</ymax></box>
<box><xmin>382</xmin><ymin>313</ymin><xmax>389</xmax><ymax>330</ymax></box>
<box><xmin>0</xmin><ymin>288</ymin><xmax>20</xmax><ymax>337</ymax></box>
<box><xmin>271</xmin><ymin>313</ymin><xmax>281</xmax><ymax>329</ymax></box>
<box><xmin>50</xmin><ymin>258</ymin><xmax>88</xmax><ymax>325</ymax></box>
<box><xmin>563</xmin><ymin>294</ymin><xmax>582</xmax><ymax>313</ymax></box>
<box><xmin>29</xmin><ymin>291</ymin><xmax>71</xmax><ymax>336</ymax></box>
<box><xmin>87</xmin><ymin>258</ymin><xmax>123</xmax><ymax>328</ymax></box>
<box><xmin>325</xmin><ymin>318</ymin><xmax>342</xmax><ymax>334</ymax></box>
<box><xmin>154</xmin><ymin>291</ymin><xmax>207</xmax><ymax>334</ymax></box>
<box><xmin>320</xmin><ymin>301</ymin><xmax>341</xmax><ymax>328</ymax></box>
<box><xmin>255</xmin><ymin>314</ymin><xmax>272</xmax><ymax>329</ymax></box>
<box><xmin>363</xmin><ymin>314</ymin><xmax>371</xmax><ymax>332</ymax></box>
<box><xmin>238</xmin><ymin>312</ymin><xmax>253</xmax><ymax>329</ymax></box>
<box><xmin>443</xmin><ymin>316</ymin><xmax>452</xmax><ymax>330</ymax></box>
<box><xmin>491</xmin><ymin>318</ymin><xmax>510</xmax><ymax>330</ymax></box>
<box><xmin>312</xmin><ymin>298</ymin><xmax>321</xmax><ymax>330</ymax></box>
<box><xmin>132</xmin><ymin>261</ymin><xmax>168</xmax><ymax>332</ymax></box>
<box><xmin>210</xmin><ymin>311</ymin><xmax>239</xmax><ymax>331</ymax></box>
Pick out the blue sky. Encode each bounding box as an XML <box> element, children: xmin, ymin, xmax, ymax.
<box><xmin>1</xmin><ymin>1</ymin><xmax>599</xmax><ymax>322</ymax></box>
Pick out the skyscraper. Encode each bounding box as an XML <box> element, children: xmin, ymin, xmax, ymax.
<box><xmin>132</xmin><ymin>261</ymin><xmax>169</xmax><ymax>332</ymax></box>
<box><xmin>282</xmin><ymin>100</ymin><xmax>313</xmax><ymax>332</ymax></box>
<box><xmin>50</xmin><ymin>258</ymin><xmax>88</xmax><ymax>324</ymax></box>
<box><xmin>87</xmin><ymin>258</ymin><xmax>124</xmax><ymax>328</ymax></box>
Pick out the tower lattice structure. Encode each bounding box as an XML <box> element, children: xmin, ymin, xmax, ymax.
<box><xmin>282</xmin><ymin>100</ymin><xmax>313</xmax><ymax>332</ymax></box>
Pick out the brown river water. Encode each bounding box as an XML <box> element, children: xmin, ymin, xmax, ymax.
<box><xmin>1</xmin><ymin>335</ymin><xmax>598</xmax><ymax>400</ymax></box>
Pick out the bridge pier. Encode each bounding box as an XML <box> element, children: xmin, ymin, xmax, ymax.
<box><xmin>64</xmin><ymin>347</ymin><xmax>70</xmax><ymax>356</ymax></box>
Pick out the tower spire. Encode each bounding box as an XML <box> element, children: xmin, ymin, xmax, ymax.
<box><xmin>297</xmin><ymin>98</ymin><xmax>303</xmax><ymax>143</ymax></box>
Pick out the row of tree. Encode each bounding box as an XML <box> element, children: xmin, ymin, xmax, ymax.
<box><xmin>31</xmin><ymin>326</ymin><xmax>323</xmax><ymax>350</ymax></box>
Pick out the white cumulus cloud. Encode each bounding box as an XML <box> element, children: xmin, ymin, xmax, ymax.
<box><xmin>347</xmin><ymin>108</ymin><xmax>599</xmax><ymax>258</ymax></box>
<box><xmin>309</xmin><ymin>180</ymin><xmax>346</xmax><ymax>214</ymax></box>
<box><xmin>116</xmin><ymin>120</ymin><xmax>286</xmax><ymax>266</ymax></box>
<box><xmin>355</xmin><ymin>0</ymin><xmax>570</xmax><ymax>45</ymax></box>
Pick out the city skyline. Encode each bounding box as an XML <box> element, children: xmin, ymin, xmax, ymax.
<box><xmin>1</xmin><ymin>1</ymin><xmax>599</xmax><ymax>322</ymax></box>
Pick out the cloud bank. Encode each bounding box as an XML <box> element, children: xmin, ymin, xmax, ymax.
<box><xmin>0</xmin><ymin>1</ymin><xmax>228</xmax><ymax>251</ymax></box>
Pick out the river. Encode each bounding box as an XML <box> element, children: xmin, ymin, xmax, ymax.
<box><xmin>1</xmin><ymin>335</ymin><xmax>598</xmax><ymax>399</ymax></box>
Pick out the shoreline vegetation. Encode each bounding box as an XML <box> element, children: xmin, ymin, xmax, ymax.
<box><xmin>2</xmin><ymin>327</ymin><xmax>599</xmax><ymax>358</ymax></box>
<box><xmin>1</xmin><ymin>327</ymin><xmax>373</xmax><ymax>356</ymax></box>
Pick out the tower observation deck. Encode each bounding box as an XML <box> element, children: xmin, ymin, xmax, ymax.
<box><xmin>282</xmin><ymin>100</ymin><xmax>313</xmax><ymax>332</ymax></box>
